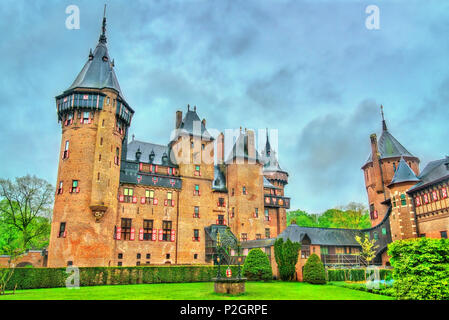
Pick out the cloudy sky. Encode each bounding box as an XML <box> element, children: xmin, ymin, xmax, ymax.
<box><xmin>0</xmin><ymin>0</ymin><xmax>448</xmax><ymax>213</ymax></box>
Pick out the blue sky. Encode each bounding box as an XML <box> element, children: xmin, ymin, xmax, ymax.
<box><xmin>0</xmin><ymin>0</ymin><xmax>448</xmax><ymax>213</ymax></box>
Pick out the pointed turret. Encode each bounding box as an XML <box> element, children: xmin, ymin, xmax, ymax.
<box><xmin>261</xmin><ymin>130</ymin><xmax>288</xmax><ymax>185</ymax></box>
<box><xmin>389</xmin><ymin>157</ymin><xmax>420</xmax><ymax>186</ymax></box>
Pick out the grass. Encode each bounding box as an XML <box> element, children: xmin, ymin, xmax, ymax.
<box><xmin>0</xmin><ymin>281</ymin><xmax>394</xmax><ymax>300</ymax></box>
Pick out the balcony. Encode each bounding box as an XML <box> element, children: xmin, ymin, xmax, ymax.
<box><xmin>320</xmin><ymin>254</ymin><xmax>368</xmax><ymax>267</ymax></box>
<box><xmin>264</xmin><ymin>195</ymin><xmax>290</xmax><ymax>209</ymax></box>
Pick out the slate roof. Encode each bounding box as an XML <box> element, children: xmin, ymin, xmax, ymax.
<box><xmin>365</xmin><ymin>130</ymin><xmax>416</xmax><ymax>164</ymax></box>
<box><xmin>408</xmin><ymin>157</ymin><xmax>449</xmax><ymax>192</ymax></box>
<box><xmin>389</xmin><ymin>157</ymin><xmax>420</xmax><ymax>186</ymax></box>
<box><xmin>63</xmin><ymin>16</ymin><xmax>128</xmax><ymax>106</ymax></box>
<box><xmin>225</xmin><ymin>131</ymin><xmax>261</xmax><ymax>163</ymax></box>
<box><xmin>171</xmin><ymin>107</ymin><xmax>213</xmax><ymax>142</ymax></box>
<box><xmin>241</xmin><ymin>239</ymin><xmax>276</xmax><ymax>249</ymax></box>
<box><xmin>126</xmin><ymin>139</ymin><xmax>175</xmax><ymax>166</ymax></box>
<box><xmin>212</xmin><ymin>165</ymin><xmax>227</xmax><ymax>192</ymax></box>
<box><xmin>263</xmin><ymin>176</ymin><xmax>280</xmax><ymax>189</ymax></box>
<box><xmin>261</xmin><ymin>132</ymin><xmax>288</xmax><ymax>174</ymax></box>
<box><xmin>277</xmin><ymin>224</ymin><xmax>363</xmax><ymax>246</ymax></box>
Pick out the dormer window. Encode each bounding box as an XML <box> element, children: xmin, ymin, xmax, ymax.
<box><xmin>149</xmin><ymin>150</ymin><xmax>155</xmax><ymax>163</ymax></box>
<box><xmin>161</xmin><ymin>152</ymin><xmax>168</xmax><ymax>165</ymax></box>
<box><xmin>102</xmin><ymin>55</ymin><xmax>108</xmax><ymax>62</ymax></box>
<box><xmin>135</xmin><ymin>148</ymin><xmax>142</xmax><ymax>161</ymax></box>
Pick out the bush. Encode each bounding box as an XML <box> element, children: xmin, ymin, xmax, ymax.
<box><xmin>0</xmin><ymin>265</ymin><xmax>241</xmax><ymax>291</ymax></box>
<box><xmin>303</xmin><ymin>254</ymin><xmax>326</xmax><ymax>284</ymax></box>
<box><xmin>388</xmin><ymin>237</ymin><xmax>449</xmax><ymax>300</ymax></box>
<box><xmin>326</xmin><ymin>268</ymin><xmax>393</xmax><ymax>282</ymax></box>
<box><xmin>274</xmin><ymin>238</ymin><xmax>301</xmax><ymax>281</ymax></box>
<box><xmin>242</xmin><ymin>248</ymin><xmax>272</xmax><ymax>281</ymax></box>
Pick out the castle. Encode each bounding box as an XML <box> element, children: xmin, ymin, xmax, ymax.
<box><xmin>47</xmin><ymin>15</ymin><xmax>290</xmax><ymax>267</ymax></box>
<box><xmin>45</xmin><ymin>14</ymin><xmax>449</xmax><ymax>271</ymax></box>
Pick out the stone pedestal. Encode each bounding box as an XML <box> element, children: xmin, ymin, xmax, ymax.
<box><xmin>213</xmin><ymin>278</ymin><xmax>247</xmax><ymax>294</ymax></box>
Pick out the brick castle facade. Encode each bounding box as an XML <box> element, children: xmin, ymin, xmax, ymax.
<box><xmin>47</xmin><ymin>15</ymin><xmax>290</xmax><ymax>267</ymax></box>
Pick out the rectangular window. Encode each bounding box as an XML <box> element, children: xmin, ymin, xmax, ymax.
<box><xmin>254</xmin><ymin>208</ymin><xmax>259</xmax><ymax>218</ymax></box>
<box><xmin>118</xmin><ymin>253</ymin><xmax>123</xmax><ymax>259</ymax></box>
<box><xmin>264</xmin><ymin>209</ymin><xmax>269</xmax><ymax>221</ymax></box>
<box><xmin>373</xmin><ymin>231</ymin><xmax>379</xmax><ymax>240</ymax></box>
<box><xmin>137</xmin><ymin>253</ymin><xmax>141</xmax><ymax>259</ymax></box>
<box><xmin>256</xmin><ymin>234</ymin><xmax>261</xmax><ymax>240</ymax></box>
<box><xmin>369</xmin><ymin>204</ymin><xmax>375</xmax><ymax>220</ymax></box>
<box><xmin>146</xmin><ymin>254</ymin><xmax>151</xmax><ymax>259</ymax></box>
<box><xmin>441</xmin><ymin>231</ymin><xmax>448</xmax><ymax>239</ymax></box>
<box><xmin>241</xmin><ymin>233</ymin><xmax>248</xmax><ymax>242</ymax></box>
<box><xmin>143</xmin><ymin>220</ymin><xmax>153</xmax><ymax>241</ymax></box>
<box><xmin>231</xmin><ymin>188</ymin><xmax>235</xmax><ymax>196</ymax></box>
<box><xmin>392</xmin><ymin>196</ymin><xmax>396</xmax><ymax>207</ymax></box>
<box><xmin>114</xmin><ymin>147</ymin><xmax>120</xmax><ymax>165</ymax></box>
<box><xmin>193</xmin><ymin>229</ymin><xmax>200</xmax><ymax>241</ymax></box>
<box><xmin>58</xmin><ymin>222</ymin><xmax>66</xmax><ymax>238</ymax></box>
<box><xmin>63</xmin><ymin>140</ymin><xmax>70</xmax><ymax>159</ymax></box>
<box><xmin>231</xmin><ymin>207</ymin><xmax>235</xmax><ymax>218</ymax></box>
<box><xmin>162</xmin><ymin>221</ymin><xmax>172</xmax><ymax>241</ymax></box>
<box><xmin>166</xmin><ymin>191</ymin><xmax>173</xmax><ymax>206</ymax></box>
<box><xmin>194</xmin><ymin>165</ymin><xmax>201</xmax><ymax>176</ymax></box>
<box><xmin>265</xmin><ymin>228</ymin><xmax>270</xmax><ymax>238</ymax></box>
<box><xmin>146</xmin><ymin>189</ymin><xmax>154</xmax><ymax>203</ymax></box>
<box><xmin>194</xmin><ymin>206</ymin><xmax>200</xmax><ymax>218</ymax></box>
<box><xmin>124</xmin><ymin>188</ymin><xmax>133</xmax><ymax>202</ymax></box>
<box><xmin>218</xmin><ymin>197</ymin><xmax>225</xmax><ymax>207</ymax></box>
<box><xmin>121</xmin><ymin>218</ymin><xmax>132</xmax><ymax>240</ymax></box>
<box><xmin>242</xmin><ymin>186</ymin><xmax>247</xmax><ymax>195</ymax></box>
<box><xmin>194</xmin><ymin>184</ymin><xmax>200</xmax><ymax>196</ymax></box>
<box><xmin>57</xmin><ymin>181</ymin><xmax>63</xmax><ymax>195</ymax></box>
<box><xmin>71</xmin><ymin>180</ymin><xmax>79</xmax><ymax>193</ymax></box>
<box><xmin>400</xmin><ymin>194</ymin><xmax>407</xmax><ymax>206</ymax></box>
<box><xmin>217</xmin><ymin>215</ymin><xmax>225</xmax><ymax>225</ymax></box>
<box><xmin>82</xmin><ymin>111</ymin><xmax>90</xmax><ymax>124</ymax></box>
<box><xmin>321</xmin><ymin>246</ymin><xmax>329</xmax><ymax>255</ymax></box>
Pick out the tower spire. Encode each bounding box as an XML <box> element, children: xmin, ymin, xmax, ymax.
<box><xmin>99</xmin><ymin>4</ymin><xmax>107</xmax><ymax>44</ymax></box>
<box><xmin>381</xmin><ymin>104</ymin><xmax>387</xmax><ymax>131</ymax></box>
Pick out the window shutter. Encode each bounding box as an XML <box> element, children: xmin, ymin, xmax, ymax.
<box><xmin>164</xmin><ymin>199</ymin><xmax>168</xmax><ymax>206</ymax></box>
<box><xmin>198</xmin><ymin>190</ymin><xmax>201</xmax><ymax>196</ymax></box>
<box><xmin>130</xmin><ymin>228</ymin><xmax>135</xmax><ymax>241</ymax></box>
<box><xmin>116</xmin><ymin>227</ymin><xmax>122</xmax><ymax>240</ymax></box>
<box><xmin>132</xmin><ymin>196</ymin><xmax>137</xmax><ymax>203</ymax></box>
<box><xmin>158</xmin><ymin>229</ymin><xmax>163</xmax><ymax>241</ymax></box>
<box><xmin>119</xmin><ymin>195</ymin><xmax>124</xmax><ymax>202</ymax></box>
<box><xmin>170</xmin><ymin>230</ymin><xmax>176</xmax><ymax>242</ymax></box>
<box><xmin>152</xmin><ymin>229</ymin><xmax>157</xmax><ymax>241</ymax></box>
<box><xmin>140</xmin><ymin>197</ymin><xmax>145</xmax><ymax>204</ymax></box>
<box><xmin>153</xmin><ymin>198</ymin><xmax>158</xmax><ymax>205</ymax></box>
<box><xmin>76</xmin><ymin>187</ymin><xmax>80</xmax><ymax>193</ymax></box>
<box><xmin>80</xmin><ymin>117</ymin><xmax>83</xmax><ymax>124</ymax></box>
<box><xmin>139</xmin><ymin>163</ymin><xmax>143</xmax><ymax>171</ymax></box>
<box><xmin>63</xmin><ymin>230</ymin><xmax>67</xmax><ymax>238</ymax></box>
<box><xmin>171</xmin><ymin>200</ymin><xmax>175</xmax><ymax>207</ymax></box>
<box><xmin>139</xmin><ymin>228</ymin><xmax>144</xmax><ymax>241</ymax></box>
<box><xmin>155</xmin><ymin>165</ymin><xmax>158</xmax><ymax>173</ymax></box>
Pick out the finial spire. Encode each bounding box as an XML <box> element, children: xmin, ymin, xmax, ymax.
<box><xmin>99</xmin><ymin>4</ymin><xmax>107</xmax><ymax>44</ymax></box>
<box><xmin>381</xmin><ymin>104</ymin><xmax>387</xmax><ymax>131</ymax></box>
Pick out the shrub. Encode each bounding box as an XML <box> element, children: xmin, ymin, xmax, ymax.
<box><xmin>274</xmin><ymin>238</ymin><xmax>301</xmax><ymax>281</ymax></box>
<box><xmin>242</xmin><ymin>248</ymin><xmax>272</xmax><ymax>281</ymax></box>
<box><xmin>303</xmin><ymin>254</ymin><xmax>326</xmax><ymax>284</ymax></box>
<box><xmin>388</xmin><ymin>237</ymin><xmax>449</xmax><ymax>300</ymax></box>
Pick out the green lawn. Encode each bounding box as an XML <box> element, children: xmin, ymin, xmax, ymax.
<box><xmin>0</xmin><ymin>281</ymin><xmax>394</xmax><ymax>300</ymax></box>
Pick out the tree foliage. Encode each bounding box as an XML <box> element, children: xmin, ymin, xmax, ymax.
<box><xmin>303</xmin><ymin>253</ymin><xmax>326</xmax><ymax>284</ymax></box>
<box><xmin>0</xmin><ymin>175</ymin><xmax>53</xmax><ymax>253</ymax></box>
<box><xmin>287</xmin><ymin>202</ymin><xmax>371</xmax><ymax>230</ymax></box>
<box><xmin>242</xmin><ymin>248</ymin><xmax>272</xmax><ymax>281</ymax></box>
<box><xmin>355</xmin><ymin>234</ymin><xmax>379</xmax><ymax>265</ymax></box>
<box><xmin>274</xmin><ymin>238</ymin><xmax>301</xmax><ymax>281</ymax></box>
<box><xmin>388</xmin><ymin>238</ymin><xmax>449</xmax><ymax>300</ymax></box>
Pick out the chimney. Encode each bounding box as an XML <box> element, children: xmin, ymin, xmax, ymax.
<box><xmin>202</xmin><ymin>118</ymin><xmax>206</xmax><ymax>128</ymax></box>
<box><xmin>370</xmin><ymin>133</ymin><xmax>383</xmax><ymax>194</ymax></box>
<box><xmin>445</xmin><ymin>155</ymin><xmax>449</xmax><ymax>170</ymax></box>
<box><xmin>176</xmin><ymin>110</ymin><xmax>182</xmax><ymax>129</ymax></box>
<box><xmin>247</xmin><ymin>129</ymin><xmax>255</xmax><ymax>160</ymax></box>
<box><xmin>217</xmin><ymin>132</ymin><xmax>224</xmax><ymax>164</ymax></box>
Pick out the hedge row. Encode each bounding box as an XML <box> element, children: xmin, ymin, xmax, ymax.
<box><xmin>326</xmin><ymin>268</ymin><xmax>393</xmax><ymax>282</ymax></box>
<box><xmin>0</xmin><ymin>265</ymin><xmax>240</xmax><ymax>290</ymax></box>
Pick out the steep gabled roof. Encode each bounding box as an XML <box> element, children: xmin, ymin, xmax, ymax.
<box><xmin>408</xmin><ymin>157</ymin><xmax>449</xmax><ymax>192</ymax></box>
<box><xmin>171</xmin><ymin>106</ymin><xmax>212</xmax><ymax>142</ymax></box>
<box><xmin>225</xmin><ymin>130</ymin><xmax>261</xmax><ymax>164</ymax></box>
<box><xmin>389</xmin><ymin>157</ymin><xmax>420</xmax><ymax>186</ymax></box>
<box><xmin>64</xmin><ymin>15</ymin><xmax>127</xmax><ymax>105</ymax></box>
<box><xmin>263</xmin><ymin>176</ymin><xmax>280</xmax><ymax>189</ymax></box>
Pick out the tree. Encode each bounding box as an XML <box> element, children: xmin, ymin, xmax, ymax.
<box><xmin>0</xmin><ymin>240</ymin><xmax>26</xmax><ymax>295</ymax></box>
<box><xmin>274</xmin><ymin>238</ymin><xmax>301</xmax><ymax>281</ymax></box>
<box><xmin>355</xmin><ymin>234</ymin><xmax>379</xmax><ymax>265</ymax></box>
<box><xmin>0</xmin><ymin>175</ymin><xmax>53</xmax><ymax>251</ymax></box>
<box><xmin>334</xmin><ymin>202</ymin><xmax>371</xmax><ymax>229</ymax></box>
<box><xmin>242</xmin><ymin>248</ymin><xmax>272</xmax><ymax>281</ymax></box>
<box><xmin>303</xmin><ymin>253</ymin><xmax>326</xmax><ymax>284</ymax></box>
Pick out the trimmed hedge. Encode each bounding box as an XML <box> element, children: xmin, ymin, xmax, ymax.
<box><xmin>242</xmin><ymin>248</ymin><xmax>272</xmax><ymax>281</ymax></box>
<box><xmin>0</xmin><ymin>265</ymin><xmax>240</xmax><ymax>290</ymax></box>
<box><xmin>303</xmin><ymin>254</ymin><xmax>326</xmax><ymax>284</ymax></box>
<box><xmin>326</xmin><ymin>268</ymin><xmax>393</xmax><ymax>282</ymax></box>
